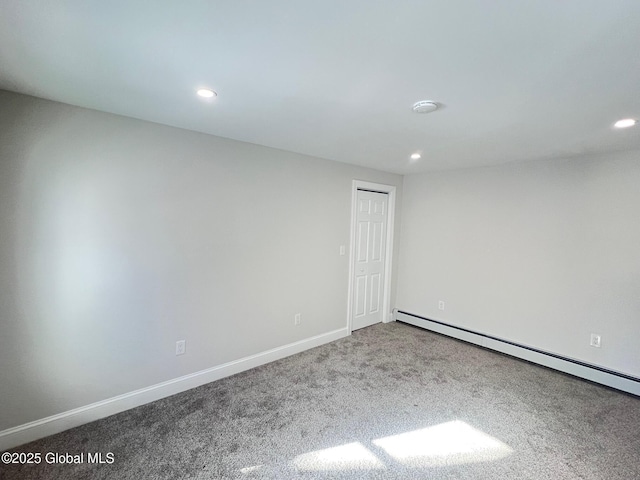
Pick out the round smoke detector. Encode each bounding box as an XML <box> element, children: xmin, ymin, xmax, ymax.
<box><xmin>412</xmin><ymin>100</ymin><xmax>439</xmax><ymax>114</ymax></box>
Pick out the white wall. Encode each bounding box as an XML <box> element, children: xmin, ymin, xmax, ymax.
<box><xmin>397</xmin><ymin>151</ymin><xmax>640</xmax><ymax>378</ymax></box>
<box><xmin>0</xmin><ymin>90</ymin><xmax>402</xmax><ymax>431</ymax></box>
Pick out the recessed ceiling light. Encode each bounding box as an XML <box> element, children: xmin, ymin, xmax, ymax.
<box><xmin>412</xmin><ymin>101</ymin><xmax>438</xmax><ymax>114</ymax></box>
<box><xmin>410</xmin><ymin>152</ymin><xmax>421</xmax><ymax>160</ymax></box>
<box><xmin>614</xmin><ymin>118</ymin><xmax>637</xmax><ymax>128</ymax></box>
<box><xmin>197</xmin><ymin>88</ymin><xmax>217</xmax><ymax>98</ymax></box>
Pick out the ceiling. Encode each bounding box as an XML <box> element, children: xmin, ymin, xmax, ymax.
<box><xmin>1</xmin><ymin>1</ymin><xmax>639</xmax><ymax>174</ymax></box>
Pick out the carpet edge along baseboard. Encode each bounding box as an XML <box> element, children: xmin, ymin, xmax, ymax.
<box><xmin>396</xmin><ymin>310</ymin><xmax>640</xmax><ymax>397</ymax></box>
<box><xmin>0</xmin><ymin>327</ymin><xmax>349</xmax><ymax>452</ymax></box>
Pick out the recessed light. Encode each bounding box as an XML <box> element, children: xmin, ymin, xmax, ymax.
<box><xmin>197</xmin><ymin>88</ymin><xmax>217</xmax><ymax>98</ymax></box>
<box><xmin>410</xmin><ymin>153</ymin><xmax>421</xmax><ymax>160</ymax></box>
<box><xmin>614</xmin><ymin>118</ymin><xmax>636</xmax><ymax>128</ymax></box>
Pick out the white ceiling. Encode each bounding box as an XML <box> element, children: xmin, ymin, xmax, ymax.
<box><xmin>1</xmin><ymin>1</ymin><xmax>639</xmax><ymax>174</ymax></box>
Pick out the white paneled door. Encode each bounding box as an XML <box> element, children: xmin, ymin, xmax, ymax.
<box><xmin>352</xmin><ymin>190</ymin><xmax>388</xmax><ymax>330</ymax></box>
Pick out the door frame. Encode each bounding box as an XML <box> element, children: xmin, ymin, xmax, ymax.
<box><xmin>347</xmin><ymin>180</ymin><xmax>397</xmax><ymax>334</ymax></box>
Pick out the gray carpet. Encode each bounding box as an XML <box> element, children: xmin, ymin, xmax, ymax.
<box><xmin>3</xmin><ymin>322</ymin><xmax>640</xmax><ymax>479</ymax></box>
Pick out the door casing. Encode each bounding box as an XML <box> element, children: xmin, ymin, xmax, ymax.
<box><xmin>347</xmin><ymin>180</ymin><xmax>396</xmax><ymax>334</ymax></box>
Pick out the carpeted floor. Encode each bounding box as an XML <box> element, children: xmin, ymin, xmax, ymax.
<box><xmin>3</xmin><ymin>321</ymin><xmax>640</xmax><ymax>479</ymax></box>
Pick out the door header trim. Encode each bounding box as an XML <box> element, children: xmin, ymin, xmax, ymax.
<box><xmin>357</xmin><ymin>188</ymin><xmax>389</xmax><ymax>194</ymax></box>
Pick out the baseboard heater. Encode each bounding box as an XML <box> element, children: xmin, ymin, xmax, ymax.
<box><xmin>396</xmin><ymin>311</ymin><xmax>640</xmax><ymax>397</ymax></box>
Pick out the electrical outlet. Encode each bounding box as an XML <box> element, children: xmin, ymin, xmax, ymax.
<box><xmin>438</xmin><ymin>300</ymin><xmax>445</xmax><ymax>311</ymax></box>
<box><xmin>176</xmin><ymin>340</ymin><xmax>186</xmax><ymax>355</ymax></box>
<box><xmin>590</xmin><ymin>334</ymin><xmax>601</xmax><ymax>348</ymax></box>
<box><xmin>339</xmin><ymin>245</ymin><xmax>346</xmax><ymax>256</ymax></box>
<box><xmin>294</xmin><ymin>313</ymin><xmax>301</xmax><ymax>325</ymax></box>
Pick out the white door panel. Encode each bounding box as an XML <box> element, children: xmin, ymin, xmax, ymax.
<box><xmin>372</xmin><ymin>222</ymin><xmax>383</xmax><ymax>261</ymax></box>
<box><xmin>355</xmin><ymin>275</ymin><xmax>367</xmax><ymax>317</ymax></box>
<box><xmin>357</xmin><ymin>221</ymin><xmax>369</xmax><ymax>262</ymax></box>
<box><xmin>352</xmin><ymin>190</ymin><xmax>388</xmax><ymax>330</ymax></box>
<box><xmin>369</xmin><ymin>273</ymin><xmax>381</xmax><ymax>314</ymax></box>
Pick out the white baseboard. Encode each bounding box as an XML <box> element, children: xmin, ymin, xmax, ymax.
<box><xmin>0</xmin><ymin>327</ymin><xmax>349</xmax><ymax>451</ymax></box>
<box><xmin>396</xmin><ymin>311</ymin><xmax>640</xmax><ymax>397</ymax></box>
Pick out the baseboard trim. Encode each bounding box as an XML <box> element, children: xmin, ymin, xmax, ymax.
<box><xmin>0</xmin><ymin>327</ymin><xmax>349</xmax><ymax>451</ymax></box>
<box><xmin>396</xmin><ymin>311</ymin><xmax>640</xmax><ymax>397</ymax></box>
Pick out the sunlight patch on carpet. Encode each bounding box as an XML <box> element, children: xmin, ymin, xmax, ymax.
<box><xmin>239</xmin><ymin>464</ymin><xmax>264</xmax><ymax>474</ymax></box>
<box><xmin>372</xmin><ymin>420</ymin><xmax>513</xmax><ymax>467</ymax></box>
<box><xmin>291</xmin><ymin>442</ymin><xmax>385</xmax><ymax>472</ymax></box>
